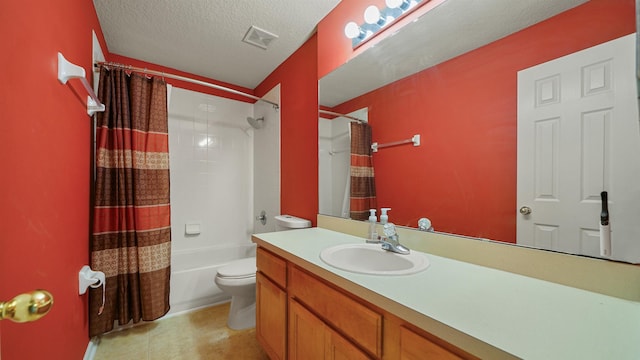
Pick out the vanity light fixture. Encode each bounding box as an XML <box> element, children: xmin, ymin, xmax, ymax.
<box><xmin>345</xmin><ymin>0</ymin><xmax>424</xmax><ymax>48</ymax></box>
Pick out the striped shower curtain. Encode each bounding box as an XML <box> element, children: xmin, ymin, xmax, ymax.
<box><xmin>349</xmin><ymin>122</ymin><xmax>377</xmax><ymax>221</ymax></box>
<box><xmin>89</xmin><ymin>68</ymin><xmax>171</xmax><ymax>337</ymax></box>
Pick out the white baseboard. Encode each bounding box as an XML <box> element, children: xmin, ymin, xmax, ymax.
<box><xmin>83</xmin><ymin>337</ymin><xmax>100</xmax><ymax>360</ymax></box>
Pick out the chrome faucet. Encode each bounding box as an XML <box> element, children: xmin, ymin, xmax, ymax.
<box><xmin>380</xmin><ymin>223</ymin><xmax>410</xmax><ymax>255</ymax></box>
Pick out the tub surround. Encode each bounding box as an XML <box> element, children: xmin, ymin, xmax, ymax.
<box><xmin>252</xmin><ymin>225</ymin><xmax>640</xmax><ymax>359</ymax></box>
<box><xmin>167</xmin><ymin>87</ymin><xmax>255</xmax><ymax>315</ymax></box>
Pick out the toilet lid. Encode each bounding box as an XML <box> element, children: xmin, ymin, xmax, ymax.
<box><xmin>217</xmin><ymin>257</ymin><xmax>257</xmax><ymax>278</ymax></box>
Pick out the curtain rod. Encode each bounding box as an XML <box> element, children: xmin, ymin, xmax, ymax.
<box><xmin>94</xmin><ymin>61</ymin><xmax>279</xmax><ymax>109</ymax></box>
<box><xmin>318</xmin><ymin>109</ymin><xmax>366</xmax><ymax>123</ymax></box>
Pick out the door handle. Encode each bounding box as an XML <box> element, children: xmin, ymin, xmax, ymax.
<box><xmin>519</xmin><ymin>206</ymin><xmax>532</xmax><ymax>215</ymax></box>
<box><xmin>0</xmin><ymin>290</ymin><xmax>53</xmax><ymax>323</ymax></box>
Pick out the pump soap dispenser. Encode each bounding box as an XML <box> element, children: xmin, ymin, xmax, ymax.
<box><xmin>367</xmin><ymin>209</ymin><xmax>379</xmax><ymax>243</ymax></box>
<box><xmin>380</xmin><ymin>208</ymin><xmax>391</xmax><ymax>225</ymax></box>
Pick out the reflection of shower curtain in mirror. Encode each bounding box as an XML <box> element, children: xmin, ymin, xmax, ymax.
<box><xmin>350</xmin><ymin>122</ymin><xmax>377</xmax><ymax>221</ymax></box>
<box><xmin>89</xmin><ymin>68</ymin><xmax>171</xmax><ymax>337</ymax></box>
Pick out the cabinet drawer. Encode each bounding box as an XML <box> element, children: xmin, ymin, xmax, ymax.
<box><xmin>399</xmin><ymin>326</ymin><xmax>463</xmax><ymax>360</ymax></box>
<box><xmin>289</xmin><ymin>266</ymin><xmax>382</xmax><ymax>358</ymax></box>
<box><xmin>257</xmin><ymin>247</ymin><xmax>287</xmax><ymax>288</ymax></box>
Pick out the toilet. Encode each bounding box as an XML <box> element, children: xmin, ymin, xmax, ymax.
<box><xmin>274</xmin><ymin>214</ymin><xmax>312</xmax><ymax>231</ymax></box>
<box><xmin>214</xmin><ymin>214</ymin><xmax>311</xmax><ymax>330</ymax></box>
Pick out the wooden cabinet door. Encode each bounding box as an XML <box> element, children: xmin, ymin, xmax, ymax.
<box><xmin>289</xmin><ymin>299</ymin><xmax>326</xmax><ymax>360</ymax></box>
<box><xmin>290</xmin><ymin>299</ymin><xmax>372</xmax><ymax>360</ymax></box>
<box><xmin>257</xmin><ymin>272</ymin><xmax>287</xmax><ymax>360</ymax></box>
<box><xmin>399</xmin><ymin>326</ymin><xmax>463</xmax><ymax>360</ymax></box>
<box><xmin>326</xmin><ymin>328</ymin><xmax>371</xmax><ymax>360</ymax></box>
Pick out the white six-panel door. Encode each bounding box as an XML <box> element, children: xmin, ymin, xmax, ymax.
<box><xmin>517</xmin><ymin>34</ymin><xmax>640</xmax><ymax>263</ymax></box>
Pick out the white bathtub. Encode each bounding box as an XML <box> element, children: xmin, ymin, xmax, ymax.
<box><xmin>168</xmin><ymin>243</ymin><xmax>256</xmax><ymax>315</ymax></box>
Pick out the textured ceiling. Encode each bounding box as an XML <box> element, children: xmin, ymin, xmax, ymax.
<box><xmin>93</xmin><ymin>0</ymin><xmax>341</xmax><ymax>89</ymax></box>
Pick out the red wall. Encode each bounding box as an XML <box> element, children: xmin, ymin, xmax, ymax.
<box><xmin>0</xmin><ymin>0</ymin><xmax>107</xmax><ymax>359</ymax></box>
<box><xmin>321</xmin><ymin>0</ymin><xmax>635</xmax><ymax>242</ymax></box>
<box><xmin>0</xmin><ymin>2</ymin><xmax>633</xmax><ymax>357</ymax></box>
<box><xmin>256</xmin><ymin>35</ymin><xmax>320</xmax><ymax>225</ymax></box>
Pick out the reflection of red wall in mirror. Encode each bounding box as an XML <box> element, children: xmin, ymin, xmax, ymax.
<box><xmin>321</xmin><ymin>0</ymin><xmax>634</xmax><ymax>242</ymax></box>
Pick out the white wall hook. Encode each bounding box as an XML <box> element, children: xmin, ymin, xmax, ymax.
<box><xmin>78</xmin><ymin>265</ymin><xmax>105</xmax><ymax>295</ymax></box>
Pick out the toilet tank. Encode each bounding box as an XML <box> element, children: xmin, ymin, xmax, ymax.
<box><xmin>275</xmin><ymin>215</ymin><xmax>312</xmax><ymax>231</ymax></box>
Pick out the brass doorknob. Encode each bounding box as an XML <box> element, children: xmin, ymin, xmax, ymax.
<box><xmin>519</xmin><ymin>206</ymin><xmax>532</xmax><ymax>215</ymax></box>
<box><xmin>0</xmin><ymin>290</ymin><xmax>54</xmax><ymax>323</ymax></box>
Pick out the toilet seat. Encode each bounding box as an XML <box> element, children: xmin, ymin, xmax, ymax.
<box><xmin>214</xmin><ymin>275</ymin><xmax>255</xmax><ymax>287</ymax></box>
<box><xmin>216</xmin><ymin>257</ymin><xmax>256</xmax><ymax>279</ymax></box>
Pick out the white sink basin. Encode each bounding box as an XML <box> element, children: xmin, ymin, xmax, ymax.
<box><xmin>319</xmin><ymin>243</ymin><xmax>430</xmax><ymax>275</ymax></box>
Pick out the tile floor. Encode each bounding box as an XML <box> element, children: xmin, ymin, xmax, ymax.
<box><xmin>93</xmin><ymin>303</ymin><xmax>269</xmax><ymax>360</ymax></box>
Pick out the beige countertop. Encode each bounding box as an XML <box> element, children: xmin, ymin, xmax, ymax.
<box><xmin>253</xmin><ymin>227</ymin><xmax>640</xmax><ymax>360</ymax></box>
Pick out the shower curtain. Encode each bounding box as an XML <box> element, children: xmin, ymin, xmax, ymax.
<box><xmin>89</xmin><ymin>68</ymin><xmax>171</xmax><ymax>337</ymax></box>
<box><xmin>349</xmin><ymin>122</ymin><xmax>377</xmax><ymax>221</ymax></box>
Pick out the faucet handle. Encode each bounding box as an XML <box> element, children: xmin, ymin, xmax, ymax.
<box><xmin>383</xmin><ymin>223</ymin><xmax>396</xmax><ymax>237</ymax></box>
<box><xmin>418</xmin><ymin>218</ymin><xmax>433</xmax><ymax>232</ymax></box>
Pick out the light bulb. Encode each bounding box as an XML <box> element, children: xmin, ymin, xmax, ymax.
<box><xmin>385</xmin><ymin>0</ymin><xmax>401</xmax><ymax>8</ymax></box>
<box><xmin>385</xmin><ymin>0</ymin><xmax>411</xmax><ymax>10</ymax></box>
<box><xmin>364</xmin><ymin>5</ymin><xmax>383</xmax><ymax>25</ymax></box>
<box><xmin>344</xmin><ymin>22</ymin><xmax>362</xmax><ymax>39</ymax></box>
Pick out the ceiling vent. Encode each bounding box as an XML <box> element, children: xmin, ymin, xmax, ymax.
<box><xmin>242</xmin><ymin>25</ymin><xmax>279</xmax><ymax>50</ymax></box>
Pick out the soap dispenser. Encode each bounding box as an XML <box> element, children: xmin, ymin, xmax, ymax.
<box><xmin>380</xmin><ymin>208</ymin><xmax>391</xmax><ymax>224</ymax></box>
<box><xmin>367</xmin><ymin>209</ymin><xmax>378</xmax><ymax>243</ymax></box>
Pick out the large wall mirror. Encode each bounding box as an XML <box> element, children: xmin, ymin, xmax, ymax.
<box><xmin>318</xmin><ymin>0</ymin><xmax>640</xmax><ymax>263</ymax></box>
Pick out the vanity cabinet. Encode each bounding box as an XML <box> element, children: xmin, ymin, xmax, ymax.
<box><xmin>256</xmin><ymin>246</ymin><xmax>471</xmax><ymax>360</ymax></box>
<box><xmin>256</xmin><ymin>248</ymin><xmax>287</xmax><ymax>360</ymax></box>
<box><xmin>289</xmin><ymin>298</ymin><xmax>370</xmax><ymax>360</ymax></box>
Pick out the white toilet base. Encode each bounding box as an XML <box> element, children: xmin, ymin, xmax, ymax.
<box><xmin>227</xmin><ymin>295</ymin><xmax>256</xmax><ymax>330</ymax></box>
